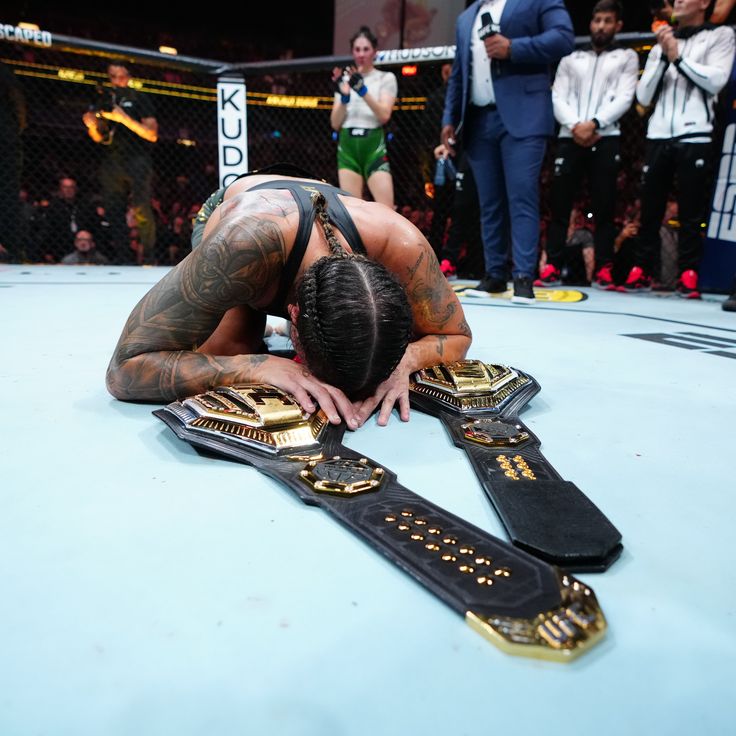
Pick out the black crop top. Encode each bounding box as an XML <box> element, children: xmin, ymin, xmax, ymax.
<box><xmin>247</xmin><ymin>179</ymin><xmax>367</xmax><ymax>317</ymax></box>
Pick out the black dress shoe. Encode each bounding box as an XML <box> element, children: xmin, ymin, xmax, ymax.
<box><xmin>511</xmin><ymin>276</ymin><xmax>535</xmax><ymax>304</ymax></box>
<box><xmin>476</xmin><ymin>275</ymin><xmax>508</xmax><ymax>293</ymax></box>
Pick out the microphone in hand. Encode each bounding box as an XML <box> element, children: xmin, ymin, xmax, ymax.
<box><xmin>478</xmin><ymin>12</ymin><xmax>499</xmax><ymax>40</ymax></box>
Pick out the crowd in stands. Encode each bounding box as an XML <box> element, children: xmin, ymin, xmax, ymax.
<box><xmin>8</xmin><ymin>170</ymin><xmax>216</xmax><ymax>266</ymax></box>
<box><xmin>1</xmin><ymin>0</ymin><xmax>735</xmax><ymax>309</ymax></box>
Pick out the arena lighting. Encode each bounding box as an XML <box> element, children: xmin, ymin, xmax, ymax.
<box><xmin>57</xmin><ymin>68</ymin><xmax>85</xmax><ymax>82</ymax></box>
<box><xmin>2</xmin><ymin>56</ymin><xmax>218</xmax><ymax>101</ymax></box>
<box><xmin>17</xmin><ymin>22</ymin><xmax>40</xmax><ymax>31</ymax></box>
<box><xmin>158</xmin><ymin>45</ymin><xmax>178</xmax><ymax>55</ymax></box>
<box><xmin>401</xmin><ymin>65</ymin><xmax>418</xmax><ymax>76</ymax></box>
<box><xmin>265</xmin><ymin>94</ymin><xmax>321</xmax><ymax>108</ymax></box>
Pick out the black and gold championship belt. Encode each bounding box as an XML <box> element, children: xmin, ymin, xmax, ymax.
<box><xmin>154</xmin><ymin>381</ymin><xmax>607</xmax><ymax>662</ymax></box>
<box><xmin>409</xmin><ymin>360</ymin><xmax>622</xmax><ymax>572</ymax></box>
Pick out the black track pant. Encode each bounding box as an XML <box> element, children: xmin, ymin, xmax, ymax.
<box><xmin>546</xmin><ymin>136</ymin><xmax>620</xmax><ymax>271</ymax></box>
<box><xmin>440</xmin><ymin>158</ymin><xmax>483</xmax><ymax>276</ymax></box>
<box><xmin>634</xmin><ymin>139</ymin><xmax>713</xmax><ymax>274</ymax></box>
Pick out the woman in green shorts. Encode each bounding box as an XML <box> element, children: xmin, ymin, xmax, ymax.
<box><xmin>330</xmin><ymin>26</ymin><xmax>397</xmax><ymax>208</ymax></box>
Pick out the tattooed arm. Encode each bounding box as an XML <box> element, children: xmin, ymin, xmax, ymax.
<box><xmin>399</xmin><ymin>236</ymin><xmax>472</xmax><ymax>367</ymax></box>
<box><xmin>105</xmin><ymin>214</ymin><xmax>357</xmax><ymax>425</ymax></box>
<box><xmin>355</xmin><ymin>226</ymin><xmax>472</xmax><ymax>426</ymax></box>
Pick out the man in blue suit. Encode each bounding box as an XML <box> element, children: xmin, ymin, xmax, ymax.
<box><xmin>441</xmin><ymin>0</ymin><xmax>574</xmax><ymax>302</ymax></box>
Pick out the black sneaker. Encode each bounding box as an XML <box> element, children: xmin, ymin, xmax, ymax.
<box><xmin>511</xmin><ymin>276</ymin><xmax>535</xmax><ymax>304</ymax></box>
<box><xmin>476</xmin><ymin>275</ymin><xmax>508</xmax><ymax>293</ymax></box>
<box><xmin>723</xmin><ymin>277</ymin><xmax>736</xmax><ymax>312</ymax></box>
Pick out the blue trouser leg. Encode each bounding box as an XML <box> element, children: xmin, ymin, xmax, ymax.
<box><xmin>465</xmin><ymin>107</ymin><xmax>547</xmax><ymax>279</ymax></box>
<box><xmin>465</xmin><ymin>108</ymin><xmax>509</xmax><ymax>279</ymax></box>
<box><xmin>499</xmin><ymin>129</ymin><xmax>547</xmax><ymax>279</ymax></box>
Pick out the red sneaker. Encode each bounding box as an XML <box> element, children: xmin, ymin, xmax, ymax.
<box><xmin>622</xmin><ymin>266</ymin><xmax>652</xmax><ymax>292</ymax></box>
<box><xmin>675</xmin><ymin>269</ymin><xmax>701</xmax><ymax>299</ymax></box>
<box><xmin>440</xmin><ymin>258</ymin><xmax>457</xmax><ymax>278</ymax></box>
<box><xmin>533</xmin><ymin>264</ymin><xmax>561</xmax><ymax>287</ymax></box>
<box><xmin>593</xmin><ymin>263</ymin><xmax>615</xmax><ymax>290</ymax></box>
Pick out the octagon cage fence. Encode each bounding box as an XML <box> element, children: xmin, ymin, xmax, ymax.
<box><xmin>0</xmin><ymin>30</ymin><xmax>711</xmax><ymax>284</ymax></box>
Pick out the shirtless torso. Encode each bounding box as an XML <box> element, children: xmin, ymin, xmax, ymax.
<box><xmin>106</xmin><ymin>174</ymin><xmax>471</xmax><ymax>427</ymax></box>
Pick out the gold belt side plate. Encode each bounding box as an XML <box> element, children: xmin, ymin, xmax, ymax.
<box><xmin>178</xmin><ymin>384</ymin><xmax>328</xmax><ymax>453</ymax></box>
<box><xmin>410</xmin><ymin>360</ymin><xmax>531</xmax><ymax>411</ymax></box>
<box><xmin>466</xmin><ymin>570</ymin><xmax>607</xmax><ymax>662</ymax></box>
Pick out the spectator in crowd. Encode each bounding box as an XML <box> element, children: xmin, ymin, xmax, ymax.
<box><xmin>265</xmin><ymin>48</ymin><xmax>295</xmax><ymax>95</ymax></box>
<box><xmin>88</xmin><ymin>197</ymin><xmax>113</xmax><ymax>260</ymax></box>
<box><xmin>330</xmin><ymin>26</ymin><xmax>397</xmax><ymax>208</ymax></box>
<box><xmin>433</xmin><ymin>150</ymin><xmax>483</xmax><ymax>280</ymax></box>
<box><xmin>0</xmin><ymin>60</ymin><xmax>27</xmax><ymax>262</ymax></box>
<box><xmin>41</xmin><ymin>176</ymin><xmax>98</xmax><ymax>261</ymax></box>
<box><xmin>169</xmin><ymin>173</ymin><xmax>198</xmax><ymax>217</ymax></box>
<box><xmin>711</xmin><ymin>0</ymin><xmax>736</xmax><ymax>23</ymax></box>
<box><xmin>435</xmin><ymin>176</ymin><xmax>484</xmax><ymax>270</ymax></box>
<box><xmin>441</xmin><ymin>0</ymin><xmax>574</xmax><ymax>303</ymax></box>
<box><xmin>626</xmin><ymin>0</ymin><xmax>735</xmax><ymax>298</ymax></box>
<box><xmin>128</xmin><ymin>227</ymin><xmax>144</xmax><ymax>265</ymax></box>
<box><xmin>82</xmin><ymin>62</ymin><xmax>158</xmax><ymax>264</ymax></box>
<box><xmin>610</xmin><ymin>198</ymin><xmax>681</xmax><ymax>290</ymax></box>
<box><xmin>635</xmin><ymin>2</ymin><xmax>676</xmax><ymax>118</ymax></box>
<box><xmin>15</xmin><ymin>187</ymin><xmax>43</xmax><ymax>263</ymax></box>
<box><xmin>611</xmin><ymin>215</ymin><xmax>640</xmax><ymax>285</ymax></box>
<box><xmin>650</xmin><ymin>0</ymin><xmax>675</xmax><ymax>24</ymax></box>
<box><xmin>60</xmin><ymin>229</ymin><xmax>109</xmax><ymax>265</ymax></box>
<box><xmin>654</xmin><ymin>198</ymin><xmax>679</xmax><ymax>289</ymax></box>
<box><xmin>538</xmin><ymin>0</ymin><xmax>638</xmax><ymax>290</ymax></box>
<box><xmin>156</xmin><ymin>214</ymin><xmax>191</xmax><ymax>265</ymax></box>
<box><xmin>541</xmin><ymin>206</ymin><xmax>596</xmax><ymax>285</ymax></box>
<box><xmin>422</xmin><ymin>63</ymin><xmax>455</xmax><ymax>258</ymax></box>
<box><xmin>107</xmin><ymin>168</ymin><xmax>471</xmax><ymax>429</ymax></box>
<box><xmin>190</xmin><ymin>161</ymin><xmax>218</xmax><ymax>205</ymax></box>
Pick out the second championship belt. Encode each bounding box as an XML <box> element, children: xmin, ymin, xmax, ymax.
<box><xmin>154</xmin><ymin>384</ymin><xmax>607</xmax><ymax>662</ymax></box>
<box><xmin>409</xmin><ymin>361</ymin><xmax>623</xmax><ymax>572</ymax></box>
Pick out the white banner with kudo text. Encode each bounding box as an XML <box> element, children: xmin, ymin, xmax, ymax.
<box><xmin>217</xmin><ymin>76</ymin><xmax>248</xmax><ymax>188</ymax></box>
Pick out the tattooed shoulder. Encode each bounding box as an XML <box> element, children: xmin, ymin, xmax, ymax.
<box><xmin>185</xmin><ymin>215</ymin><xmax>286</xmax><ymax>309</ymax></box>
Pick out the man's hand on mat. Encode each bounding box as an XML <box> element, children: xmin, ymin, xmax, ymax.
<box><xmin>254</xmin><ymin>356</ymin><xmax>358</xmax><ymax>429</ymax></box>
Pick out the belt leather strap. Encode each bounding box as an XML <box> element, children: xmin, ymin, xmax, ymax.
<box><xmin>154</xmin><ymin>383</ymin><xmax>607</xmax><ymax>662</ymax></box>
<box><xmin>409</xmin><ymin>361</ymin><xmax>623</xmax><ymax>572</ymax></box>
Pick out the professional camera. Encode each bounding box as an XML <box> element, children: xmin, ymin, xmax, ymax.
<box><xmin>90</xmin><ymin>83</ymin><xmax>115</xmax><ymax>114</ymax></box>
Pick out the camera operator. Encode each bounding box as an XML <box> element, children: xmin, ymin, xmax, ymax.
<box><xmin>82</xmin><ymin>62</ymin><xmax>158</xmax><ymax>265</ymax></box>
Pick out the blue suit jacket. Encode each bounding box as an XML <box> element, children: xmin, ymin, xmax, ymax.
<box><xmin>442</xmin><ymin>0</ymin><xmax>574</xmax><ymax>139</ymax></box>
